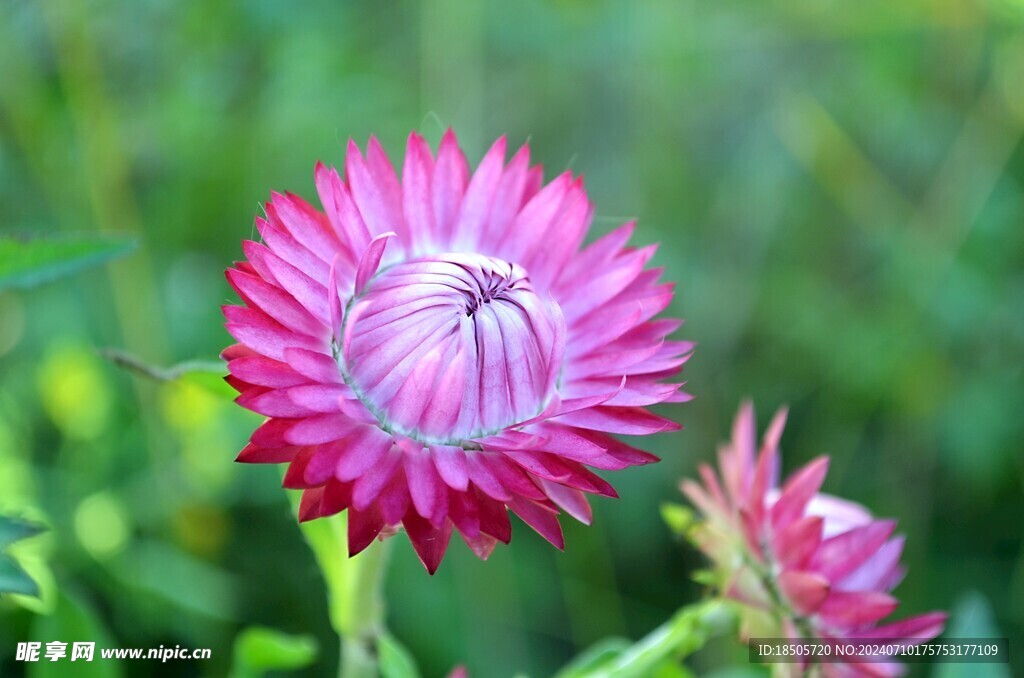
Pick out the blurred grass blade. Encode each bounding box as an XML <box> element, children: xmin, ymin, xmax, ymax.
<box><xmin>231</xmin><ymin>626</ymin><xmax>319</xmax><ymax>678</ymax></box>
<box><xmin>0</xmin><ymin>233</ymin><xmax>136</xmax><ymax>291</ymax></box>
<box><xmin>0</xmin><ymin>516</ymin><xmax>44</xmax><ymax>596</ymax></box>
<box><xmin>554</xmin><ymin>638</ymin><xmax>632</xmax><ymax>677</ymax></box>
<box><xmin>935</xmin><ymin>592</ymin><xmax>1011</xmax><ymax>678</ymax></box>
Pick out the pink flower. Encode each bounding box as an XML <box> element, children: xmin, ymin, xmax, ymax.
<box><xmin>223</xmin><ymin>131</ymin><xmax>691</xmax><ymax>572</ymax></box>
<box><xmin>681</xmin><ymin>402</ymin><xmax>946</xmax><ymax>676</ymax></box>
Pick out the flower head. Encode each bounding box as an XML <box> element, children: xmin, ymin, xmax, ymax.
<box><xmin>682</xmin><ymin>402</ymin><xmax>946</xmax><ymax>676</ymax></box>
<box><xmin>224</xmin><ymin>131</ymin><xmax>691</xmax><ymax>572</ymax></box>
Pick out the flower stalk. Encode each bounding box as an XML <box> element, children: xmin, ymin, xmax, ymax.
<box><xmin>287</xmin><ymin>489</ymin><xmax>392</xmax><ymax>678</ymax></box>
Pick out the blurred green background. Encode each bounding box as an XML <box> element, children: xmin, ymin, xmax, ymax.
<box><xmin>1</xmin><ymin>0</ymin><xmax>1022</xmax><ymax>676</ymax></box>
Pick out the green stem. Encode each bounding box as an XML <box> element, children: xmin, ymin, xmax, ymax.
<box><xmin>286</xmin><ymin>490</ymin><xmax>392</xmax><ymax>678</ymax></box>
<box><xmin>340</xmin><ymin>635</ymin><xmax>379</xmax><ymax>678</ymax></box>
<box><xmin>558</xmin><ymin>600</ymin><xmax>733</xmax><ymax>678</ymax></box>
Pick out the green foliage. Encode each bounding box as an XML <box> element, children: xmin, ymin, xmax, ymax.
<box><xmin>0</xmin><ymin>516</ymin><xmax>44</xmax><ymax>597</ymax></box>
<box><xmin>935</xmin><ymin>593</ymin><xmax>1011</xmax><ymax>678</ymax></box>
<box><xmin>555</xmin><ymin>602</ymin><xmax>730</xmax><ymax>678</ymax></box>
<box><xmin>378</xmin><ymin>632</ymin><xmax>422</xmax><ymax>678</ymax></box>
<box><xmin>554</xmin><ymin>638</ymin><xmax>632</xmax><ymax>677</ymax></box>
<box><xmin>231</xmin><ymin>626</ymin><xmax>318</xmax><ymax>678</ymax></box>
<box><xmin>0</xmin><ymin>235</ymin><xmax>135</xmax><ymax>291</ymax></box>
<box><xmin>661</xmin><ymin>503</ymin><xmax>697</xmax><ymax>539</ymax></box>
<box><xmin>27</xmin><ymin>592</ymin><xmax>120</xmax><ymax>678</ymax></box>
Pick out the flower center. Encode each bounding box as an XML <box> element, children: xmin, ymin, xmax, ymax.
<box><xmin>339</xmin><ymin>252</ymin><xmax>563</xmax><ymax>445</ymax></box>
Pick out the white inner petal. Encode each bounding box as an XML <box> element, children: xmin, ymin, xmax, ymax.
<box><xmin>338</xmin><ymin>252</ymin><xmax>563</xmax><ymax>444</ymax></box>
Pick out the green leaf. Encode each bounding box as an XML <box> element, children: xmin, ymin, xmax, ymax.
<box><xmin>231</xmin><ymin>626</ymin><xmax>318</xmax><ymax>678</ymax></box>
<box><xmin>0</xmin><ymin>557</ymin><xmax>39</xmax><ymax>596</ymax></box>
<box><xmin>0</xmin><ymin>234</ymin><xmax>136</xmax><ymax>291</ymax></box>
<box><xmin>378</xmin><ymin>633</ymin><xmax>421</xmax><ymax>678</ymax></box>
<box><xmin>934</xmin><ymin>592</ymin><xmax>1010</xmax><ymax>678</ymax></box>
<box><xmin>0</xmin><ymin>516</ymin><xmax>44</xmax><ymax>597</ymax></box>
<box><xmin>28</xmin><ymin>591</ymin><xmax>121</xmax><ymax>678</ymax></box>
<box><xmin>0</xmin><ymin>515</ymin><xmax>44</xmax><ymax>547</ymax></box>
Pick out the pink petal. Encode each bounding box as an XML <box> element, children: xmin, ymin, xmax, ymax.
<box><xmin>558</xmin><ymin>221</ymin><xmax>635</xmax><ymax>295</ymax></box>
<box><xmin>377</xmin><ymin>472</ymin><xmax>411</xmax><ymax>525</ymax></box>
<box><xmin>227</xmin><ymin>355</ymin><xmax>306</xmax><ymax>389</ymax></box>
<box><xmin>224</xmin><ymin>305</ymin><xmax>324</xmax><ymax>362</ymax></box>
<box><xmin>857</xmin><ymin>612</ymin><xmax>947</xmax><ymax>641</ymax></box>
<box><xmin>402</xmin><ymin>132</ymin><xmax>436</xmax><ymax>254</ymax></box>
<box><xmin>778</xmin><ymin>570</ymin><xmax>830</xmax><ymax>615</ymax></box>
<box><xmin>402</xmin><ymin>510</ymin><xmax>452</xmax><ymax>574</ymax></box>
<box><xmin>328</xmin><ymin>254</ymin><xmax>345</xmax><ymax>343</ymax></box>
<box><xmin>431</xmin><ymin>128</ymin><xmax>469</xmax><ymax>245</ymax></box>
<box><xmin>346</xmin><ymin>139</ymin><xmax>404</xmax><ymax>243</ymax></box>
<box><xmin>498</xmin><ymin>172</ymin><xmax>571</xmax><ymax>264</ymax></box>
<box><xmin>354</xmin><ymin>231</ymin><xmax>396</xmax><ymax>295</ymax></box>
<box><xmin>347</xmin><ymin>504</ymin><xmax>384</xmax><ymax>556</ymax></box>
<box><xmin>526</xmin><ymin>178</ymin><xmax>592</xmax><ymax>291</ymax></box>
<box><xmin>451</xmin><ymin>135</ymin><xmax>506</xmax><ymax>250</ymax></box>
<box><xmin>475</xmin><ymin>490</ymin><xmax>512</xmax><ymax>543</ymax></box>
<box><xmin>351</xmin><ymin>448</ymin><xmax>402</xmax><ymax>510</ymax></box>
<box><xmin>236</xmin><ymin>443</ymin><xmax>299</xmax><ymax>464</ymax></box>
<box><xmin>432</xmin><ymin>445</ymin><xmax>470</xmax><ymax>492</ymax></box>
<box><xmin>479</xmin><ymin>143</ymin><xmax>530</xmax><ymax>249</ymax></box>
<box><xmin>810</xmin><ymin>520</ymin><xmax>897</xmax><ymax>583</ymax></box>
<box><xmin>313</xmin><ymin>162</ymin><xmax>371</xmax><ymax>255</ymax></box>
<box><xmin>405</xmin><ymin>447</ymin><xmax>442</xmax><ymax>522</ymax></box>
<box><xmin>818</xmin><ymin>590</ymin><xmax>898</xmax><ymax>629</ymax></box>
<box><xmin>284</xmin><ymin>414</ymin><xmax>359</xmax><ymax>446</ymax></box>
<box><xmin>227</xmin><ymin>268</ymin><xmax>323</xmax><ymax>337</ymax></box>
<box><xmin>508</xmin><ymin>497</ymin><xmax>564</xmax><ymax>549</ymax></box>
<box><xmin>838</xmin><ymin>536</ymin><xmax>906</xmax><ymax>592</ymax></box>
<box><xmin>247</xmin><ymin>241</ymin><xmax>331</xmax><ymax>324</ymax></box>
<box><xmin>771</xmin><ymin>456</ymin><xmax>830</xmax><ymax>531</ymax></box>
<box><xmin>282</xmin><ymin>347</ymin><xmax>342</xmax><ymax>384</ymax></box>
<box><xmin>773</xmin><ymin>515</ymin><xmax>824</xmax><ymax>570</ymax></box>
<box><xmin>267</xmin><ymin>192</ymin><xmax>343</xmax><ymax>264</ymax></box>
<box><xmin>465</xmin><ymin>453</ymin><xmax>512</xmax><ymax>502</ymax></box>
<box><xmin>252</xmin><ymin>220</ymin><xmax>330</xmax><ymax>284</ymax></box>
<box><xmin>298</xmin><ymin>487</ymin><xmax>325</xmax><ymax>522</ymax></box>
<box><xmin>552</xmin><ymin>405</ymin><xmax>680</xmax><ymax>435</ymax></box>
<box><xmin>334</xmin><ymin>426</ymin><xmax>394</xmax><ymax>482</ymax></box>
<box><xmin>460</xmin><ymin>532</ymin><xmax>498</xmax><ymax>561</ymax></box>
<box><xmin>539</xmin><ymin>480</ymin><xmax>593</xmax><ymax>525</ymax></box>
<box><xmin>320</xmin><ymin>479</ymin><xmax>353</xmax><ymax>517</ymax></box>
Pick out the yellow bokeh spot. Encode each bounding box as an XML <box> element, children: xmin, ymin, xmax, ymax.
<box><xmin>160</xmin><ymin>379</ymin><xmax>220</xmax><ymax>432</ymax></box>
<box><xmin>74</xmin><ymin>491</ymin><xmax>130</xmax><ymax>559</ymax></box>
<box><xmin>36</xmin><ymin>342</ymin><xmax>112</xmax><ymax>440</ymax></box>
<box><xmin>173</xmin><ymin>504</ymin><xmax>229</xmax><ymax>559</ymax></box>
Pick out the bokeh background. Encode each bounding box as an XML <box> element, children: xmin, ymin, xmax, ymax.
<box><xmin>1</xmin><ymin>0</ymin><xmax>1022</xmax><ymax>676</ymax></box>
